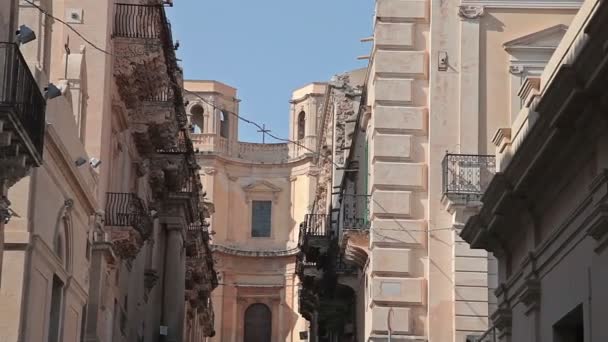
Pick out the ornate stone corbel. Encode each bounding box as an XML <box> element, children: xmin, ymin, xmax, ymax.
<box><xmin>458</xmin><ymin>5</ymin><xmax>484</xmax><ymax>19</ymax></box>
<box><xmin>63</xmin><ymin>199</ymin><xmax>74</xmax><ymax>221</ymax></box>
<box><xmin>520</xmin><ymin>277</ymin><xmax>541</xmax><ymax>314</ymax></box>
<box><xmin>509</xmin><ymin>65</ymin><xmax>525</xmax><ymax>75</ymax></box>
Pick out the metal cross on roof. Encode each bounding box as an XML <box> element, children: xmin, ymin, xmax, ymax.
<box><xmin>257</xmin><ymin>124</ymin><xmax>271</xmax><ymax>144</ymax></box>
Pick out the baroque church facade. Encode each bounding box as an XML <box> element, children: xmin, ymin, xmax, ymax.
<box><xmin>184</xmin><ymin>80</ymin><xmax>326</xmax><ymax>341</ymax></box>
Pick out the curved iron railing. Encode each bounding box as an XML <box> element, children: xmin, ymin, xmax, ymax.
<box><xmin>157</xmin><ymin>129</ymin><xmax>189</xmax><ymax>154</ymax></box>
<box><xmin>342</xmin><ymin>194</ymin><xmax>371</xmax><ymax>230</ymax></box>
<box><xmin>105</xmin><ymin>192</ymin><xmax>153</xmax><ymax>239</ymax></box>
<box><xmin>0</xmin><ymin>42</ymin><xmax>46</xmax><ymax>165</ymax></box>
<box><xmin>113</xmin><ymin>4</ymin><xmax>164</xmax><ymax>39</ymax></box>
<box><xmin>304</xmin><ymin>214</ymin><xmax>330</xmax><ymax>237</ymax></box>
<box><xmin>442</xmin><ymin>154</ymin><xmax>496</xmax><ymax>201</ymax></box>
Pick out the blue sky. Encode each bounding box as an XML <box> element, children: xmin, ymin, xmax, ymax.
<box><xmin>167</xmin><ymin>1</ymin><xmax>373</xmax><ymax>143</ymax></box>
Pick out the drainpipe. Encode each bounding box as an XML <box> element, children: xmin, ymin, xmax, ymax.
<box><xmin>387</xmin><ymin>308</ymin><xmax>393</xmax><ymax>342</ymax></box>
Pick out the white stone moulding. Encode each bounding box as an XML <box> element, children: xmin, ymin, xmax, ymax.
<box><xmin>460</xmin><ymin>0</ymin><xmax>582</xmax><ymax>9</ymax></box>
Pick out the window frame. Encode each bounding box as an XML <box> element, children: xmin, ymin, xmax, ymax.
<box><xmin>250</xmin><ymin>200</ymin><xmax>273</xmax><ymax>238</ymax></box>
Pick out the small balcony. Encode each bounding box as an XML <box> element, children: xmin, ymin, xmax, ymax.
<box><xmin>442</xmin><ymin>154</ymin><xmax>496</xmax><ymax>202</ymax></box>
<box><xmin>303</xmin><ymin>213</ymin><xmax>330</xmax><ymax>237</ymax></box>
<box><xmin>167</xmin><ymin>168</ymin><xmax>202</xmax><ymax>222</ymax></box>
<box><xmin>156</xmin><ymin>129</ymin><xmax>189</xmax><ymax>154</ymax></box>
<box><xmin>104</xmin><ymin>192</ymin><xmax>153</xmax><ymax>259</ymax></box>
<box><xmin>342</xmin><ymin>194</ymin><xmax>371</xmax><ymax>230</ymax></box>
<box><xmin>0</xmin><ymin>42</ymin><xmax>46</xmax><ymax>169</ymax></box>
<box><xmin>113</xmin><ymin>4</ymin><xmax>169</xmax><ymax>40</ymax></box>
<box><xmin>143</xmin><ymin>83</ymin><xmax>174</xmax><ymax>104</ymax></box>
<box><xmin>298</xmin><ymin>214</ymin><xmax>332</xmax><ymax>265</ymax></box>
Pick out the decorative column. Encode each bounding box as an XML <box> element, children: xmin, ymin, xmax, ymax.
<box><xmin>161</xmin><ymin>217</ymin><xmax>186</xmax><ymax>342</ymax></box>
<box><xmin>458</xmin><ymin>5</ymin><xmax>484</xmax><ymax>153</ymax></box>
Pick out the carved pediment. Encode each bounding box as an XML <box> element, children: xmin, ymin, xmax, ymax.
<box><xmin>242</xmin><ymin>180</ymin><xmax>282</xmax><ymax>202</ymax></box>
<box><xmin>503</xmin><ymin>25</ymin><xmax>568</xmax><ymax>52</ymax></box>
<box><xmin>242</xmin><ymin>180</ymin><xmax>282</xmax><ymax>194</ymax></box>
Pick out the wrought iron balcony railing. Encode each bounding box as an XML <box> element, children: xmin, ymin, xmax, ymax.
<box><xmin>113</xmin><ymin>4</ymin><xmax>167</xmax><ymax>40</ymax></box>
<box><xmin>156</xmin><ymin>129</ymin><xmax>189</xmax><ymax>154</ymax></box>
<box><xmin>304</xmin><ymin>214</ymin><xmax>330</xmax><ymax>237</ymax></box>
<box><xmin>105</xmin><ymin>192</ymin><xmax>153</xmax><ymax>239</ymax></box>
<box><xmin>342</xmin><ymin>194</ymin><xmax>371</xmax><ymax>230</ymax></box>
<box><xmin>0</xmin><ymin>42</ymin><xmax>46</xmax><ymax>166</ymax></box>
<box><xmin>143</xmin><ymin>84</ymin><xmax>174</xmax><ymax>103</ymax></box>
<box><xmin>112</xmin><ymin>3</ymin><xmax>187</xmax><ymax>127</ymax></box>
<box><xmin>442</xmin><ymin>154</ymin><xmax>496</xmax><ymax>201</ymax></box>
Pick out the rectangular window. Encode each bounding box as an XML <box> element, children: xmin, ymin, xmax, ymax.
<box><xmin>251</xmin><ymin>200</ymin><xmax>272</xmax><ymax>237</ymax></box>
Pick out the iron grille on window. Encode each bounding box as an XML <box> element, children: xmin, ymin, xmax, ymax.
<box><xmin>442</xmin><ymin>154</ymin><xmax>496</xmax><ymax>201</ymax></box>
<box><xmin>342</xmin><ymin>194</ymin><xmax>371</xmax><ymax>230</ymax></box>
<box><xmin>105</xmin><ymin>192</ymin><xmax>153</xmax><ymax>239</ymax></box>
<box><xmin>0</xmin><ymin>42</ymin><xmax>46</xmax><ymax>165</ymax></box>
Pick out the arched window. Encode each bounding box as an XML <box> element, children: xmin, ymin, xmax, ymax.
<box><xmin>54</xmin><ymin>213</ymin><xmax>72</xmax><ymax>272</ymax></box>
<box><xmin>190</xmin><ymin>104</ymin><xmax>204</xmax><ymax>134</ymax></box>
<box><xmin>244</xmin><ymin>303</ymin><xmax>271</xmax><ymax>342</ymax></box>
<box><xmin>219</xmin><ymin>110</ymin><xmax>229</xmax><ymax>138</ymax></box>
<box><xmin>297</xmin><ymin>111</ymin><xmax>306</xmax><ymax>140</ymax></box>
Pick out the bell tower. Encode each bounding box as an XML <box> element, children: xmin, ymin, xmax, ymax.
<box><xmin>183</xmin><ymin>80</ymin><xmax>240</xmax><ymax>155</ymax></box>
<box><xmin>289</xmin><ymin>82</ymin><xmax>327</xmax><ymax>157</ymax></box>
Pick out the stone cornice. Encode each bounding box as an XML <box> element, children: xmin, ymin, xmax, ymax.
<box><xmin>196</xmin><ymin>151</ymin><xmax>313</xmax><ymax>167</ymax></box>
<box><xmin>461</xmin><ymin>0</ymin><xmax>581</xmax><ymax>9</ymax></box>
<box><xmin>211</xmin><ymin>244</ymin><xmax>299</xmax><ymax>257</ymax></box>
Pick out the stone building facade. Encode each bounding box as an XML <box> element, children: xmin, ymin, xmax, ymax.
<box><xmin>0</xmin><ymin>1</ymin><xmax>216</xmax><ymax>342</ymax></box>
<box><xmin>461</xmin><ymin>0</ymin><xmax>608</xmax><ymax>340</ymax></box>
<box><xmin>184</xmin><ymin>79</ymin><xmax>325</xmax><ymax>341</ymax></box>
<box><xmin>298</xmin><ymin>0</ymin><xmax>583</xmax><ymax>341</ymax></box>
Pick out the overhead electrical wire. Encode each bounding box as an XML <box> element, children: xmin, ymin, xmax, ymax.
<box><xmin>24</xmin><ymin>0</ymin><xmax>458</xmax><ymax>239</ymax></box>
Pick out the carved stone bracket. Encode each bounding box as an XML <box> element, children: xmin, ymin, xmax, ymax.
<box><xmin>0</xmin><ymin>195</ymin><xmax>12</xmax><ymax>224</ymax></box>
<box><xmin>110</xmin><ymin>228</ymin><xmax>144</xmax><ymax>261</ymax></box>
<box><xmin>458</xmin><ymin>5</ymin><xmax>485</xmax><ymax>19</ymax></box>
<box><xmin>519</xmin><ymin>277</ymin><xmax>541</xmax><ymax>314</ymax></box>
<box><xmin>509</xmin><ymin>65</ymin><xmax>525</xmax><ymax>75</ymax></box>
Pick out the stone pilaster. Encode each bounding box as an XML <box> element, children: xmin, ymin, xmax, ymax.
<box><xmin>369</xmin><ymin>0</ymin><xmax>429</xmax><ymax>339</ymax></box>
<box><xmin>458</xmin><ymin>5</ymin><xmax>484</xmax><ymax>153</ymax></box>
<box><xmin>160</xmin><ymin>216</ymin><xmax>186</xmax><ymax>342</ymax></box>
